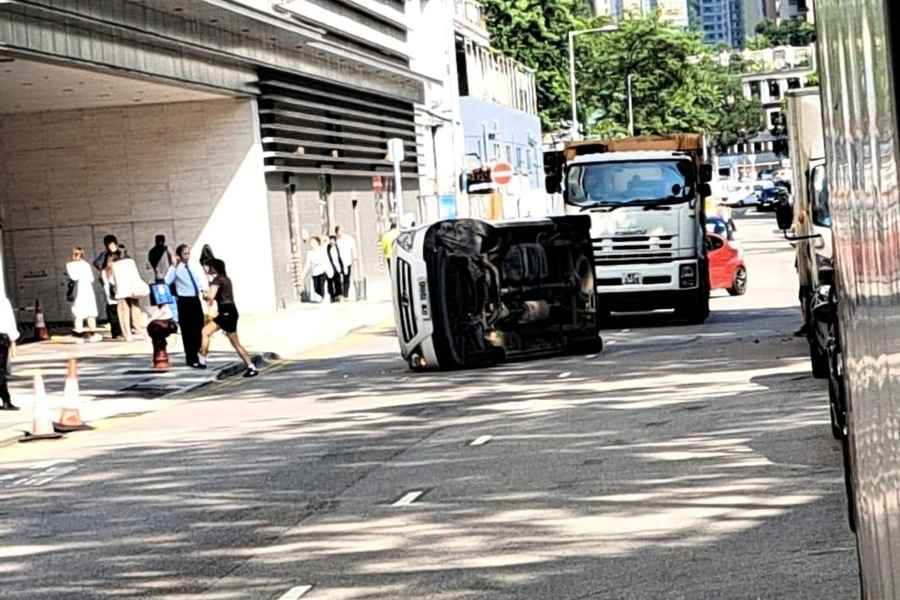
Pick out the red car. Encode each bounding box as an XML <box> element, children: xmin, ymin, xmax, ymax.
<box><xmin>707</xmin><ymin>233</ymin><xmax>747</xmax><ymax>296</ymax></box>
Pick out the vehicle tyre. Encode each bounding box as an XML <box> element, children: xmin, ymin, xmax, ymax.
<box><xmin>566</xmin><ymin>335</ymin><xmax>604</xmax><ymax>356</ymax></box>
<box><xmin>727</xmin><ymin>267</ymin><xmax>748</xmax><ymax>296</ymax></box>
<box><xmin>675</xmin><ymin>290</ymin><xmax>710</xmax><ymax>325</ymax></box>
<box><xmin>828</xmin><ymin>375</ymin><xmax>843</xmax><ymax>440</ymax></box>
<box><xmin>809</xmin><ymin>339</ymin><xmax>829</xmax><ymax>379</ymax></box>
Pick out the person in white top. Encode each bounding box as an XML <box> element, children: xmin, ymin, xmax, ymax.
<box><xmin>300</xmin><ymin>236</ymin><xmax>332</xmax><ymax>303</ymax></box>
<box><xmin>334</xmin><ymin>226</ymin><xmax>356</xmax><ymax>300</ymax></box>
<box><xmin>66</xmin><ymin>247</ymin><xmax>102</xmax><ymax>343</ymax></box>
<box><xmin>0</xmin><ymin>293</ymin><xmax>20</xmax><ymax>410</ymax></box>
<box><xmin>164</xmin><ymin>244</ymin><xmax>210</xmax><ymax>368</ymax></box>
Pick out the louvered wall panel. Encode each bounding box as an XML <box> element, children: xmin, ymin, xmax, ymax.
<box><xmin>258</xmin><ymin>72</ymin><xmax>419</xmax><ymax>180</ymax></box>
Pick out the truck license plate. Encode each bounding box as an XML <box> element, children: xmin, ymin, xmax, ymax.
<box><xmin>623</xmin><ymin>273</ymin><xmax>642</xmax><ymax>285</ymax></box>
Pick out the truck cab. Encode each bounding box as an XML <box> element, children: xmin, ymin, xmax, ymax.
<box><xmin>559</xmin><ymin>135</ymin><xmax>712</xmax><ymax>323</ymax></box>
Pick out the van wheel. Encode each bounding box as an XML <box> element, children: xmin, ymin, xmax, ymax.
<box><xmin>810</xmin><ymin>340</ymin><xmax>829</xmax><ymax>379</ymax></box>
<box><xmin>728</xmin><ymin>267</ymin><xmax>747</xmax><ymax>296</ymax></box>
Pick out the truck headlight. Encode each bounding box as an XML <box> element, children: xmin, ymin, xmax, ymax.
<box><xmin>396</xmin><ymin>231</ymin><xmax>415</xmax><ymax>253</ymax></box>
<box><xmin>679</xmin><ymin>263</ymin><xmax>697</xmax><ymax>288</ymax></box>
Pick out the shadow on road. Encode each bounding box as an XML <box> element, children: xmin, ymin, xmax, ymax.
<box><xmin>0</xmin><ymin>307</ymin><xmax>858</xmax><ymax>599</ymax></box>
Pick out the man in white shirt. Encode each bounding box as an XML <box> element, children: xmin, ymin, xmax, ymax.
<box><xmin>164</xmin><ymin>244</ymin><xmax>209</xmax><ymax>368</ymax></box>
<box><xmin>335</xmin><ymin>226</ymin><xmax>356</xmax><ymax>301</ymax></box>
<box><xmin>0</xmin><ymin>293</ymin><xmax>20</xmax><ymax>410</ymax></box>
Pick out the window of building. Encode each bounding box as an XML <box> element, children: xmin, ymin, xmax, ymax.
<box><xmin>749</xmin><ymin>81</ymin><xmax>761</xmax><ymax>99</ymax></box>
<box><xmin>526</xmin><ymin>148</ymin><xmax>534</xmax><ymax>172</ymax></box>
<box><xmin>787</xmin><ymin>77</ymin><xmax>801</xmax><ymax>89</ymax></box>
<box><xmin>506</xmin><ymin>144</ymin><xmax>513</xmax><ymax>163</ymax></box>
<box><xmin>516</xmin><ymin>146</ymin><xmax>523</xmax><ymax>169</ymax></box>
<box><xmin>768</xmin><ymin>80</ymin><xmax>781</xmax><ymax>100</ymax></box>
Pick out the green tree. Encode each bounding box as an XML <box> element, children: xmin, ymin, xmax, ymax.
<box><xmin>480</xmin><ymin>7</ymin><xmax>761</xmax><ymax>149</ymax></box>
<box><xmin>744</xmin><ymin>35</ymin><xmax>770</xmax><ymax>51</ymax></box>
<box><xmin>753</xmin><ymin>18</ymin><xmax>816</xmax><ymax>47</ymax></box>
<box><xmin>479</xmin><ymin>0</ymin><xmax>601</xmax><ymax>131</ymax></box>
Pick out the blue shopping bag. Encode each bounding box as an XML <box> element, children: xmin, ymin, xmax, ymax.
<box><xmin>150</xmin><ymin>283</ymin><xmax>174</xmax><ymax>306</ymax></box>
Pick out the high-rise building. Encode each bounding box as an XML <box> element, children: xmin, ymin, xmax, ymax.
<box><xmin>697</xmin><ymin>0</ymin><xmax>748</xmax><ymax>48</ymax></box>
<box><xmin>743</xmin><ymin>0</ymin><xmax>765</xmax><ymax>38</ymax></box>
<box><xmin>592</xmin><ymin>0</ymin><xmax>694</xmax><ymax>27</ymax></box>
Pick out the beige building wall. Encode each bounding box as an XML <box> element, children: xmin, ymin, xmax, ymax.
<box><xmin>0</xmin><ymin>99</ymin><xmax>275</xmax><ymax>322</ymax></box>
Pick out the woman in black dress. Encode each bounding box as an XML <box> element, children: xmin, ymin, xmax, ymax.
<box><xmin>198</xmin><ymin>259</ymin><xmax>258</xmax><ymax>377</ymax></box>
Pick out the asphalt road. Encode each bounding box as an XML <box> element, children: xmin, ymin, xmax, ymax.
<box><xmin>0</xmin><ymin>211</ymin><xmax>859</xmax><ymax>600</ymax></box>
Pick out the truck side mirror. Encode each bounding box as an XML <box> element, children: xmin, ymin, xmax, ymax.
<box><xmin>775</xmin><ymin>200</ymin><xmax>793</xmax><ymax>231</ymax></box>
<box><xmin>698</xmin><ymin>183</ymin><xmax>712</xmax><ymax>199</ymax></box>
<box><xmin>699</xmin><ymin>164</ymin><xmax>714</xmax><ymax>184</ymax></box>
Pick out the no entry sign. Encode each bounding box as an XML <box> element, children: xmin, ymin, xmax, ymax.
<box><xmin>491</xmin><ymin>161</ymin><xmax>514</xmax><ymax>185</ymax></box>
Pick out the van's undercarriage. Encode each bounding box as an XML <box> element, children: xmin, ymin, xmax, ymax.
<box><xmin>422</xmin><ymin>217</ymin><xmax>600</xmax><ymax>369</ymax></box>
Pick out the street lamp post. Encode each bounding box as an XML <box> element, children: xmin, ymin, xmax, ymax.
<box><xmin>567</xmin><ymin>25</ymin><xmax>618</xmax><ymax>141</ymax></box>
<box><xmin>627</xmin><ymin>73</ymin><xmax>635</xmax><ymax>137</ymax></box>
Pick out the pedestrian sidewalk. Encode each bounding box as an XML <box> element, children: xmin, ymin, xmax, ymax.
<box><xmin>0</xmin><ymin>294</ymin><xmax>395</xmax><ymax>445</ymax></box>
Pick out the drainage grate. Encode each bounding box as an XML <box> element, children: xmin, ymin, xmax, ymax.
<box><xmin>122</xmin><ymin>369</ymin><xmax>166</xmax><ymax>376</ymax></box>
<box><xmin>119</xmin><ymin>383</ymin><xmax>180</xmax><ymax>399</ymax></box>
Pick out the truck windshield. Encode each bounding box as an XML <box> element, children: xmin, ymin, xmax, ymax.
<box><xmin>566</xmin><ymin>160</ymin><xmax>694</xmax><ymax>208</ymax></box>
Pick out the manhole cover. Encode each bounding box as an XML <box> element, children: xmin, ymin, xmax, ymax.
<box><xmin>119</xmin><ymin>384</ymin><xmax>179</xmax><ymax>398</ymax></box>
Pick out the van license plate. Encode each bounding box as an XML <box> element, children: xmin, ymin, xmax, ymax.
<box><xmin>623</xmin><ymin>273</ymin><xmax>642</xmax><ymax>285</ymax></box>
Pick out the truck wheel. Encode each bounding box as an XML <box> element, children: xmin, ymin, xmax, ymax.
<box><xmin>809</xmin><ymin>339</ymin><xmax>829</xmax><ymax>379</ymax></box>
<box><xmin>676</xmin><ymin>290</ymin><xmax>710</xmax><ymax>324</ymax></box>
<box><xmin>727</xmin><ymin>267</ymin><xmax>747</xmax><ymax>296</ymax></box>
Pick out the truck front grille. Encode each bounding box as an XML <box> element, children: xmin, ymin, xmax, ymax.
<box><xmin>396</xmin><ymin>257</ymin><xmax>418</xmax><ymax>344</ymax></box>
<box><xmin>593</xmin><ymin>235</ymin><xmax>675</xmax><ymax>265</ymax></box>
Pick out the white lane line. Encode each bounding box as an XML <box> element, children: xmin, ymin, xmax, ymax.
<box><xmin>558</xmin><ymin>371</ymin><xmax>572</xmax><ymax>379</ymax></box>
<box><xmin>470</xmin><ymin>435</ymin><xmax>493</xmax><ymax>446</ymax></box>
<box><xmin>392</xmin><ymin>490</ymin><xmax>425</xmax><ymax>507</ymax></box>
<box><xmin>276</xmin><ymin>585</ymin><xmax>313</xmax><ymax>600</ymax></box>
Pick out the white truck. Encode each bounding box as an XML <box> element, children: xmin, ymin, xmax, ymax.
<box><xmin>556</xmin><ymin>135</ymin><xmax>714</xmax><ymax>323</ymax></box>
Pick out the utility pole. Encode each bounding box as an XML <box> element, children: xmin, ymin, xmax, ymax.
<box><xmin>567</xmin><ymin>25</ymin><xmax>618</xmax><ymax>141</ymax></box>
<box><xmin>388</xmin><ymin>138</ymin><xmax>405</xmax><ymax>229</ymax></box>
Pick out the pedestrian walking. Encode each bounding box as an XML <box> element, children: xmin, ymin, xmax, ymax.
<box><xmin>198</xmin><ymin>259</ymin><xmax>258</xmax><ymax>377</ymax></box>
<box><xmin>326</xmin><ymin>235</ymin><xmax>344</xmax><ymax>302</ymax></box>
<box><xmin>301</xmin><ymin>236</ymin><xmax>331</xmax><ymax>303</ymax></box>
<box><xmin>107</xmin><ymin>254</ymin><xmax>147</xmax><ymax>342</ymax></box>
<box><xmin>164</xmin><ymin>244</ymin><xmax>209</xmax><ymax>368</ymax></box>
<box><xmin>335</xmin><ymin>225</ymin><xmax>355</xmax><ymax>300</ymax></box>
<box><xmin>66</xmin><ymin>247</ymin><xmax>102</xmax><ymax>343</ymax></box>
<box><xmin>0</xmin><ymin>292</ymin><xmax>19</xmax><ymax>410</ymax></box>
<box><xmin>380</xmin><ymin>222</ymin><xmax>399</xmax><ymax>269</ymax></box>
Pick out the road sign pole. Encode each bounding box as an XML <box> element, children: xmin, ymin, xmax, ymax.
<box><xmin>388</xmin><ymin>138</ymin><xmax>405</xmax><ymax>229</ymax></box>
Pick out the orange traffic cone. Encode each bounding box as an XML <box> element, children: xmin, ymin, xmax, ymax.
<box><xmin>20</xmin><ymin>372</ymin><xmax>63</xmax><ymax>442</ymax></box>
<box><xmin>54</xmin><ymin>359</ymin><xmax>92</xmax><ymax>433</ymax></box>
<box><xmin>33</xmin><ymin>299</ymin><xmax>49</xmax><ymax>341</ymax></box>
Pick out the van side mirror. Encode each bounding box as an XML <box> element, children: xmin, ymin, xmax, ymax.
<box><xmin>699</xmin><ymin>164</ymin><xmax>714</xmax><ymax>184</ymax></box>
<box><xmin>698</xmin><ymin>183</ymin><xmax>712</xmax><ymax>199</ymax></box>
<box><xmin>775</xmin><ymin>200</ymin><xmax>793</xmax><ymax>231</ymax></box>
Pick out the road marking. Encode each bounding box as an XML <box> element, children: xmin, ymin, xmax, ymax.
<box><xmin>392</xmin><ymin>490</ymin><xmax>425</xmax><ymax>507</ymax></box>
<box><xmin>276</xmin><ymin>585</ymin><xmax>314</xmax><ymax>599</ymax></box>
<box><xmin>2</xmin><ymin>464</ymin><xmax>78</xmax><ymax>489</ymax></box>
<box><xmin>470</xmin><ymin>435</ymin><xmax>493</xmax><ymax>446</ymax></box>
<box><xmin>558</xmin><ymin>371</ymin><xmax>572</xmax><ymax>379</ymax></box>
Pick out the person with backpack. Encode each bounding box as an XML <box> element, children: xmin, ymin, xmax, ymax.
<box><xmin>198</xmin><ymin>259</ymin><xmax>258</xmax><ymax>378</ymax></box>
